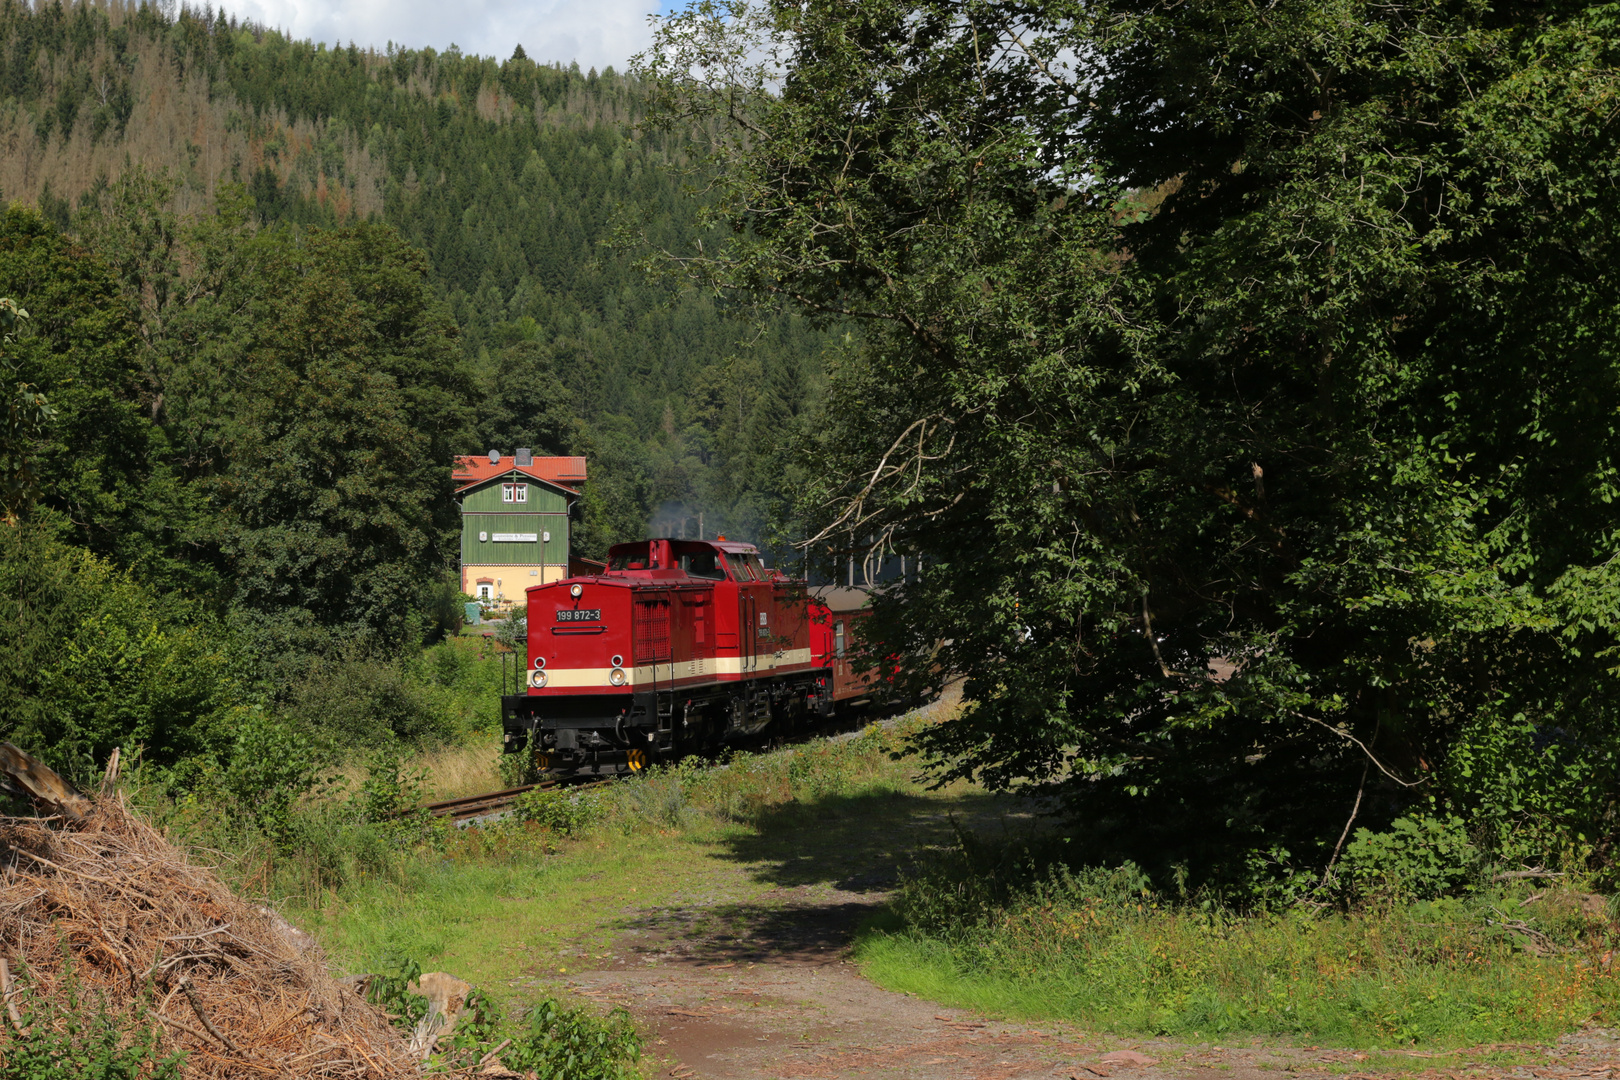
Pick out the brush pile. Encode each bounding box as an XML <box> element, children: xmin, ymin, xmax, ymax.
<box><xmin>0</xmin><ymin>746</ymin><xmax>417</xmax><ymax>1079</ymax></box>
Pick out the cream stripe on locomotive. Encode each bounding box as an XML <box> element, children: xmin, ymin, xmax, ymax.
<box><xmin>535</xmin><ymin>648</ymin><xmax>815</xmax><ymax>689</ymax></box>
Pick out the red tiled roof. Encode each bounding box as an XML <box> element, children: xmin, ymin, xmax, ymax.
<box><xmin>453</xmin><ymin>455</ymin><xmax>587</xmax><ymax>495</ymax></box>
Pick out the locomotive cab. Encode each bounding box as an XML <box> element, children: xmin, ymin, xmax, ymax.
<box><xmin>501</xmin><ymin>537</ymin><xmax>829</xmax><ymax>776</ymax></box>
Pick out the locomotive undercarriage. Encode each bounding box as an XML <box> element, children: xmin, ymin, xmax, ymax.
<box><xmin>501</xmin><ymin>674</ymin><xmax>834</xmax><ymax>777</ymax></box>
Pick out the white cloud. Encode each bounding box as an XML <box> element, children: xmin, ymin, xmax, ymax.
<box><xmin>222</xmin><ymin>0</ymin><xmax>670</xmax><ymax>70</ymax></box>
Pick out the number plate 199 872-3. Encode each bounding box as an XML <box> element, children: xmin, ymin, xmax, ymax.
<box><xmin>556</xmin><ymin>609</ymin><xmax>601</xmax><ymax>622</ymax></box>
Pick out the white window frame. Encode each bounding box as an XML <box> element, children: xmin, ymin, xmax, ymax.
<box><xmin>502</xmin><ymin>482</ymin><xmax>528</xmax><ymax>503</ymax></box>
<box><xmin>477</xmin><ymin>583</ymin><xmax>493</xmax><ymax>600</ymax></box>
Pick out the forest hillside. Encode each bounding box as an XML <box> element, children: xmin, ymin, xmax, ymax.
<box><xmin>1</xmin><ymin>0</ymin><xmax>828</xmax><ymax>557</ymax></box>
<box><xmin>0</xmin><ymin>0</ymin><xmax>831</xmax><ymax>786</ymax></box>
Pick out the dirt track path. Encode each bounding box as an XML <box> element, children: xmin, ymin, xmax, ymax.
<box><xmin>540</xmin><ymin>794</ymin><xmax>1620</xmax><ymax>1080</ymax></box>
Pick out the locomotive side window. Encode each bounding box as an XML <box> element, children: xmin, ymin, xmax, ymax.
<box><xmin>835</xmin><ymin>620</ymin><xmax>846</xmax><ymax>658</ymax></box>
<box><xmin>725</xmin><ymin>553</ymin><xmax>756</xmax><ymax>580</ymax></box>
<box><xmin>680</xmin><ymin>551</ymin><xmax>725</xmax><ymax>579</ymax></box>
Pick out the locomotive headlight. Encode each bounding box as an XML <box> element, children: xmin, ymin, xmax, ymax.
<box><xmin>610</xmin><ymin>654</ymin><xmax>624</xmax><ymax>668</ymax></box>
<box><xmin>533</xmin><ymin>656</ymin><xmax>546</xmax><ymax>669</ymax></box>
<box><xmin>570</xmin><ymin>583</ymin><xmax>583</xmax><ymax>598</ymax></box>
<box><xmin>529</xmin><ymin>670</ymin><xmax>548</xmax><ymax>688</ymax></box>
<box><xmin>609</xmin><ymin>668</ymin><xmax>628</xmax><ymax>686</ymax></box>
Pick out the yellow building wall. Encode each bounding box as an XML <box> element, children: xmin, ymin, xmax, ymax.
<box><xmin>462</xmin><ymin>564</ymin><xmax>568</xmax><ymax>602</ymax></box>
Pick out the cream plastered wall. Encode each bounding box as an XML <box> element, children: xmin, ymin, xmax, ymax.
<box><xmin>462</xmin><ymin>564</ymin><xmax>568</xmax><ymax>601</ymax></box>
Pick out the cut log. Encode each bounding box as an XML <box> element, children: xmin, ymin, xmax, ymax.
<box><xmin>0</xmin><ymin>742</ymin><xmax>92</xmax><ymax>819</ymax></box>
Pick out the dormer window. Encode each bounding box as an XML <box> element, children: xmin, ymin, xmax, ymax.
<box><xmin>502</xmin><ymin>483</ymin><xmax>528</xmax><ymax>503</ymax></box>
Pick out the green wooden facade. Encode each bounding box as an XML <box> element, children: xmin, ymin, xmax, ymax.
<box><xmin>461</xmin><ymin>510</ymin><xmax>571</xmax><ymax>565</ymax></box>
<box><xmin>458</xmin><ymin>469</ymin><xmax>579</xmax><ymax>599</ymax></box>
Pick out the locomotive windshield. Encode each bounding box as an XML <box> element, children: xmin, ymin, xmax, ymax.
<box><xmin>606</xmin><ymin>540</ymin><xmax>736</xmax><ymax>579</ymax></box>
<box><xmin>679</xmin><ymin>550</ymin><xmax>725</xmax><ymax>579</ymax></box>
<box><xmin>726</xmin><ymin>552</ymin><xmax>765</xmax><ymax>580</ymax></box>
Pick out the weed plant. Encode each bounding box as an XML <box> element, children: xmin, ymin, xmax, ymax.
<box><xmin>0</xmin><ymin>963</ymin><xmax>185</xmax><ymax>1080</ymax></box>
<box><xmin>362</xmin><ymin>956</ymin><xmax>641</xmax><ymax>1080</ymax></box>
<box><xmin>595</xmin><ymin>722</ymin><xmax>917</xmax><ymax>831</ymax></box>
<box><xmin>860</xmin><ymin>829</ymin><xmax>1620</xmax><ymax>1048</ymax></box>
<box><xmin>507</xmin><ymin>722</ymin><xmax>920</xmax><ymax>839</ymax></box>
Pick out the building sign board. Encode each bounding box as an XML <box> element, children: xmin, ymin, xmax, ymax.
<box><xmin>492</xmin><ymin>532</ymin><xmax>539</xmax><ymax>543</ymax></box>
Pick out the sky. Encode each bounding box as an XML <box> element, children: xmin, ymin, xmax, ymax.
<box><xmin>219</xmin><ymin>0</ymin><xmax>676</xmax><ymax>71</ymax></box>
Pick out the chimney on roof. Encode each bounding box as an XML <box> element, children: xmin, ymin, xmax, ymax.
<box><xmin>515</xmin><ymin>447</ymin><xmax>533</xmax><ymax>467</ymax></box>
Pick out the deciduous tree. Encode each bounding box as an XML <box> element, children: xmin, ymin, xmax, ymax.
<box><xmin>640</xmin><ymin>0</ymin><xmax>1620</xmax><ymax>879</ymax></box>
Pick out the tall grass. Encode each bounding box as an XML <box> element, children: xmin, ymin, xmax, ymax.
<box><xmin>522</xmin><ymin>719</ymin><xmax>926</xmax><ymax>835</ymax></box>
<box><xmin>325</xmin><ymin>742</ymin><xmax>503</xmax><ymax>804</ymax></box>
<box><xmin>859</xmin><ymin>837</ymin><xmax>1620</xmax><ymax>1048</ymax></box>
<box><xmin>135</xmin><ymin>714</ymin><xmax>927</xmax><ymax>920</ymax></box>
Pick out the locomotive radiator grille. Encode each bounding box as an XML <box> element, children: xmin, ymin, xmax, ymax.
<box><xmin>634</xmin><ymin>598</ymin><xmax>672</xmax><ymax>663</ymax></box>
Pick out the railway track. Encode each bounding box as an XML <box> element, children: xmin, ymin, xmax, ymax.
<box><xmin>422</xmin><ymin>777</ymin><xmax>609</xmax><ymax>826</ymax></box>
<box><xmin>420</xmin><ymin>709</ymin><xmax>907</xmax><ymax>827</ymax></box>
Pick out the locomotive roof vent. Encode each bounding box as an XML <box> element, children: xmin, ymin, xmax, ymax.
<box><xmin>487</xmin><ymin>448</ymin><xmax>501</xmax><ymax>465</ymax></box>
<box><xmin>515</xmin><ymin>447</ymin><xmax>533</xmax><ymax>466</ymax></box>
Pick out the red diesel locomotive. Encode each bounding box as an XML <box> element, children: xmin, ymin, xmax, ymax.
<box><xmin>499</xmin><ymin>537</ymin><xmax>874</xmax><ymax>775</ymax></box>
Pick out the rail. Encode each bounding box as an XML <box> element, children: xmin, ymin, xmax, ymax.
<box><xmin>421</xmin><ymin>777</ymin><xmax>611</xmax><ymax>826</ymax></box>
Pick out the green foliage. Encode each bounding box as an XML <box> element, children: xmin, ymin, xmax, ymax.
<box><xmin>278</xmin><ymin>649</ymin><xmax>455</xmax><ymax>749</ymax></box>
<box><xmin>363</xmin><ymin>955</ymin><xmax>430</xmax><ymax>1032</ymax></box>
<box><xmin>419</xmin><ymin>571</ymin><xmax>467</xmax><ymax>644</ymax></box>
<box><xmin>352</xmin><ymin>746</ymin><xmax>432</xmax><ymax>824</ymax></box>
<box><xmin>213</xmin><ymin>711</ymin><xmax>325</xmax><ymax>845</ymax></box>
<box><xmin>873</xmin><ymin>840</ymin><xmax>1619</xmax><ymax>1046</ymax></box>
<box><xmin>359</xmin><ymin>953</ymin><xmax>638</xmax><ymax>1080</ymax></box>
<box><xmin>640</xmin><ymin>0</ymin><xmax>1620</xmax><ymax>878</ymax></box>
<box><xmin>619</xmin><ymin>770</ymin><xmax>694</xmax><ymax>829</ymax></box>
<box><xmin>0</xmin><ymin>965</ymin><xmax>185</xmax><ymax>1080</ymax></box>
<box><xmin>1343</xmin><ymin>816</ymin><xmax>1480</xmax><ymax>901</ymax></box>
<box><xmin>432</xmin><ymin>987</ymin><xmax>504</xmax><ymax>1068</ymax></box>
<box><xmin>215</xmin><ymin>223</ymin><xmax>473</xmax><ymax>648</ymax></box>
<box><xmin>0</xmin><ymin>293</ymin><xmax>54</xmax><ymax>526</ymax></box>
<box><xmin>581</xmin><ymin>720</ymin><xmax>917</xmax><ymax>832</ymax></box>
<box><xmin>0</xmin><ymin>525</ymin><xmax>246</xmax><ymax>782</ymax></box>
<box><xmin>501</xmin><ymin>998</ymin><xmax>641</xmax><ymax>1080</ymax></box>
<box><xmin>491</xmin><ymin>608</ymin><xmax>527</xmax><ymax>653</ymax></box>
<box><xmin>1442</xmin><ymin>712</ymin><xmax>1614</xmax><ymax>870</ymax></box>
<box><xmin>514</xmin><ymin>785</ymin><xmax>605</xmax><ymax>834</ymax></box>
<box><xmin>0</xmin><ymin>205</ymin><xmax>148</xmax><ymax>557</ymax></box>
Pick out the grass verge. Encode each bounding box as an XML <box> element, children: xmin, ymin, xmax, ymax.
<box><xmin>855</xmin><ymin>850</ymin><xmax>1620</xmax><ymax>1048</ymax></box>
<box><xmin>279</xmin><ymin>715</ymin><xmax>950</xmax><ymax>1001</ymax></box>
<box><xmin>137</xmin><ymin>694</ymin><xmax>1618</xmax><ymax>1056</ymax></box>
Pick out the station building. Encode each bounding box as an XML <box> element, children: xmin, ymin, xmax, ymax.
<box><xmin>454</xmin><ymin>449</ymin><xmax>587</xmax><ymax>603</ymax></box>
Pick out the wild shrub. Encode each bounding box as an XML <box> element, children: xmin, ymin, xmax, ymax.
<box><xmin>0</xmin><ymin>526</ymin><xmax>247</xmax><ymax>783</ymax></box>
<box><xmin>351</xmin><ymin>746</ymin><xmax>432</xmax><ymax>824</ymax></box>
<box><xmin>363</xmin><ymin>955</ymin><xmax>430</xmax><ymax>1031</ymax></box>
<box><xmin>618</xmin><ymin>770</ymin><xmax>694</xmax><ymax>829</ymax></box>
<box><xmin>418</xmin><ymin>571</ymin><xmax>468</xmax><ymax>644</ymax></box>
<box><xmin>501</xmin><ymin>998</ymin><xmax>640</xmax><ymax>1080</ymax></box>
<box><xmin>514</xmin><ymin>785</ymin><xmax>606</xmax><ymax>834</ymax></box>
<box><xmin>363</xmin><ymin>956</ymin><xmax>639</xmax><ymax>1080</ymax></box>
<box><xmin>1341</xmin><ymin>814</ymin><xmax>1480</xmax><ymax>900</ymax></box>
<box><xmin>279</xmin><ymin>648</ymin><xmax>453</xmax><ymax>748</ymax></box>
<box><xmin>0</xmin><ymin>963</ymin><xmax>185</xmax><ymax>1080</ymax></box>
